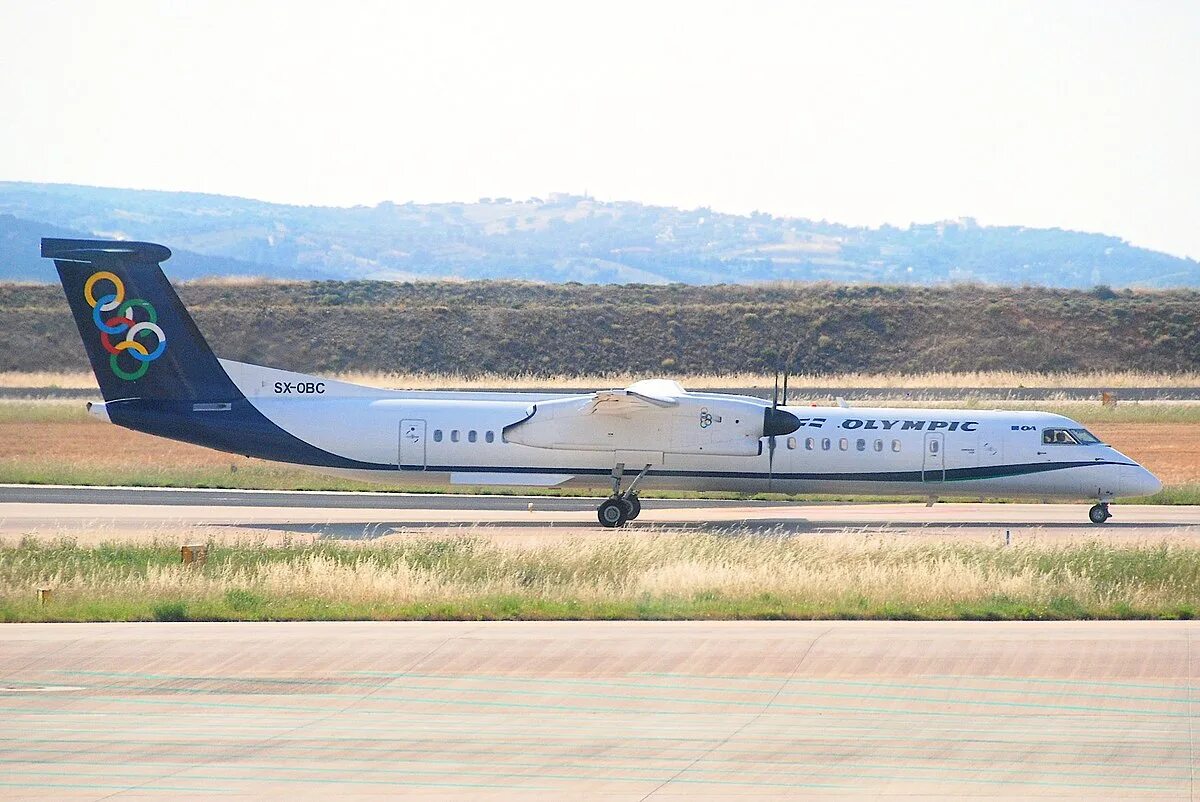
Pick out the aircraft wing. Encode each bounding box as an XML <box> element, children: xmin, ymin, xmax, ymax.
<box><xmin>504</xmin><ymin>377</ymin><xmax>792</xmax><ymax>456</ymax></box>
<box><xmin>587</xmin><ymin>379</ymin><xmax>684</xmax><ymax>414</ymax></box>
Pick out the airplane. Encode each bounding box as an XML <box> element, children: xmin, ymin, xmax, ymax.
<box><xmin>42</xmin><ymin>237</ymin><xmax>1162</xmax><ymax>527</ymax></box>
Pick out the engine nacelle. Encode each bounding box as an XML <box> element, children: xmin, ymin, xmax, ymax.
<box><xmin>503</xmin><ymin>394</ymin><xmax>798</xmax><ymax>457</ymax></box>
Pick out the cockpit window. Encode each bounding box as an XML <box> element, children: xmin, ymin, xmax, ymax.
<box><xmin>1042</xmin><ymin>427</ymin><xmax>1101</xmax><ymax>445</ymax></box>
<box><xmin>1042</xmin><ymin>428</ymin><xmax>1078</xmax><ymax>445</ymax></box>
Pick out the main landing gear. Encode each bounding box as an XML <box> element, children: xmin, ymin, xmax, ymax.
<box><xmin>1088</xmin><ymin>502</ymin><xmax>1112</xmax><ymax>525</ymax></box>
<box><xmin>597</xmin><ymin>462</ymin><xmax>651</xmax><ymax>527</ymax></box>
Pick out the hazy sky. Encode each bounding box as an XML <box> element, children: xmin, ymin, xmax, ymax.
<box><xmin>2</xmin><ymin>1</ymin><xmax>1198</xmax><ymax>258</ymax></box>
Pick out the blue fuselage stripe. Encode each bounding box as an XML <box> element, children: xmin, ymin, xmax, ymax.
<box><xmin>400</xmin><ymin>460</ymin><xmax>1132</xmax><ymax>482</ymax></box>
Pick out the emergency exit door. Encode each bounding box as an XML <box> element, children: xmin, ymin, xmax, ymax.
<box><xmin>399</xmin><ymin>419</ymin><xmax>427</xmax><ymax>470</ymax></box>
<box><xmin>922</xmin><ymin>432</ymin><xmax>945</xmax><ymax>482</ymax></box>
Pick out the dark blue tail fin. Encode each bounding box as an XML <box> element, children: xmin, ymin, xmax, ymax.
<box><xmin>42</xmin><ymin>238</ymin><xmax>241</xmax><ymax>402</ymax></box>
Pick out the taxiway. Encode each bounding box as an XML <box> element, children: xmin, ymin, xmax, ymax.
<box><xmin>1</xmin><ymin>620</ymin><xmax>1196</xmax><ymax>798</ymax></box>
<box><xmin>0</xmin><ymin>485</ymin><xmax>1196</xmax><ymax>541</ymax></box>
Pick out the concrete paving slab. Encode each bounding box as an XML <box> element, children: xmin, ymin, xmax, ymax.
<box><xmin>0</xmin><ymin>621</ymin><xmax>1196</xmax><ymax>798</ymax></box>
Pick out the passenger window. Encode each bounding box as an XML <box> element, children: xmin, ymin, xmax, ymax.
<box><xmin>821</xmin><ymin>438</ymin><xmax>831</xmax><ymax>451</ymax></box>
<box><xmin>839</xmin><ymin>438</ymin><xmax>848</xmax><ymax>451</ymax></box>
<box><xmin>485</xmin><ymin>431</ymin><xmax>495</xmax><ymax>443</ymax></box>
<box><xmin>874</xmin><ymin>439</ymin><xmax>883</xmax><ymax>452</ymax></box>
<box><xmin>451</xmin><ymin>430</ymin><xmax>459</xmax><ymax>443</ymax></box>
<box><xmin>804</xmin><ymin>437</ymin><xmax>815</xmax><ymax>450</ymax></box>
<box><xmin>856</xmin><ymin>438</ymin><xmax>866</xmax><ymax>452</ymax></box>
<box><xmin>891</xmin><ymin>439</ymin><xmax>901</xmax><ymax>452</ymax></box>
<box><xmin>930</xmin><ymin>440</ymin><xmax>939</xmax><ymax>454</ymax></box>
<box><xmin>468</xmin><ymin>430</ymin><xmax>477</xmax><ymax>443</ymax></box>
<box><xmin>786</xmin><ymin>436</ymin><xmax>796</xmax><ymax>450</ymax></box>
<box><xmin>433</xmin><ymin>430</ymin><xmax>442</xmax><ymax>443</ymax></box>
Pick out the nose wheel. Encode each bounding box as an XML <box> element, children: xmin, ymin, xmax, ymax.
<box><xmin>596</xmin><ymin>462</ymin><xmax>650</xmax><ymax>527</ymax></box>
<box><xmin>1088</xmin><ymin>503</ymin><xmax>1111</xmax><ymax>524</ymax></box>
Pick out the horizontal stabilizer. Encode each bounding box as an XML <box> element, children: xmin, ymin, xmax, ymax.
<box><xmin>41</xmin><ymin>238</ymin><xmax>172</xmax><ymax>264</ymax></box>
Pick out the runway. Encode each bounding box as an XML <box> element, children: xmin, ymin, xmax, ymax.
<box><xmin>1</xmin><ymin>620</ymin><xmax>1196</xmax><ymax>799</ymax></box>
<box><xmin>1</xmin><ymin>484</ymin><xmax>1197</xmax><ymax>540</ymax></box>
<box><xmin>0</xmin><ymin>484</ymin><xmax>750</xmax><ymax>511</ymax></box>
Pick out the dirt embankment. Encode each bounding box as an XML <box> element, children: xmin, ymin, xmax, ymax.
<box><xmin>1086</xmin><ymin>423</ymin><xmax>1199</xmax><ymax>486</ymax></box>
<box><xmin>4</xmin><ymin>281</ymin><xmax>1198</xmax><ymax>376</ymax></box>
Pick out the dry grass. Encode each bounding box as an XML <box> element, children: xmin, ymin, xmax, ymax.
<box><xmin>3</xmin><ymin>369</ymin><xmax>1198</xmax><ymax>391</ymax></box>
<box><xmin>178</xmin><ymin>275</ymin><xmax>289</xmax><ymax>287</ymax></box>
<box><xmin>0</xmin><ymin>371</ymin><xmax>99</xmax><ymax>389</ymax></box>
<box><xmin>801</xmin><ymin>398</ymin><xmax>1200</xmax><ymax>424</ymax></box>
<box><xmin>728</xmin><ymin>370</ymin><xmax>1200</xmax><ymax>390</ymax></box>
<box><xmin>3</xmin><ymin>531</ymin><xmax>1199</xmax><ymax>621</ymax></box>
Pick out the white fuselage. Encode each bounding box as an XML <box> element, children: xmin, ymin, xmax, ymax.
<box><xmin>134</xmin><ymin>360</ymin><xmax>1157</xmax><ymax>502</ymax></box>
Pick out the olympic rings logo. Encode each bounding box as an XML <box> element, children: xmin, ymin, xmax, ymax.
<box><xmin>83</xmin><ymin>271</ymin><xmax>167</xmax><ymax>381</ymax></box>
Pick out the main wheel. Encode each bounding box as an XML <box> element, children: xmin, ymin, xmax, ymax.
<box><xmin>1088</xmin><ymin>503</ymin><xmax>1111</xmax><ymax>524</ymax></box>
<box><xmin>623</xmin><ymin>495</ymin><xmax>642</xmax><ymax>520</ymax></box>
<box><xmin>597</xmin><ymin>498</ymin><xmax>628</xmax><ymax>528</ymax></box>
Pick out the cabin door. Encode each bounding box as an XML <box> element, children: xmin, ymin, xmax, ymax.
<box><xmin>922</xmin><ymin>432</ymin><xmax>945</xmax><ymax>482</ymax></box>
<box><xmin>399</xmin><ymin>419</ymin><xmax>427</xmax><ymax>470</ymax></box>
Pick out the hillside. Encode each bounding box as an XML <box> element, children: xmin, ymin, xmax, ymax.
<box><xmin>4</xmin><ymin>281</ymin><xmax>1196</xmax><ymax>376</ymax></box>
<box><xmin>0</xmin><ymin>214</ymin><xmax>319</xmax><ymax>282</ymax></box>
<box><xmin>1</xmin><ymin>182</ymin><xmax>1197</xmax><ymax>287</ymax></box>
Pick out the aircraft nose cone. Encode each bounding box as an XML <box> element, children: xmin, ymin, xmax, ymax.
<box><xmin>763</xmin><ymin>407</ymin><xmax>801</xmax><ymax>438</ymax></box>
<box><xmin>1122</xmin><ymin>465</ymin><xmax>1163</xmax><ymax>497</ymax></box>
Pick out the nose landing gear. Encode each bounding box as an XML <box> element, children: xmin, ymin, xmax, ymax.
<box><xmin>597</xmin><ymin>462</ymin><xmax>650</xmax><ymax>527</ymax></box>
<box><xmin>1088</xmin><ymin>502</ymin><xmax>1111</xmax><ymax>524</ymax></box>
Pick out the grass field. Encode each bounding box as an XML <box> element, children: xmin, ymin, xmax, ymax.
<box><xmin>4</xmin><ymin>533</ymin><xmax>1200</xmax><ymax>622</ymax></box>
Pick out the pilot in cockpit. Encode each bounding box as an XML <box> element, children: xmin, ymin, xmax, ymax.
<box><xmin>1043</xmin><ymin>428</ymin><xmax>1075</xmax><ymax>445</ymax></box>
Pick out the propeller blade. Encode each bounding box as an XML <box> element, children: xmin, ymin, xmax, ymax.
<box><xmin>782</xmin><ymin>370</ymin><xmax>789</xmax><ymax>407</ymax></box>
<box><xmin>767</xmin><ymin>369</ymin><xmax>791</xmax><ymax>492</ymax></box>
<box><xmin>767</xmin><ymin>433</ymin><xmax>775</xmax><ymax>492</ymax></box>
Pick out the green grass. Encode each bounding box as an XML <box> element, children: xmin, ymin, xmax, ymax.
<box><xmin>4</xmin><ymin>534</ymin><xmax>1200</xmax><ymax>622</ymax></box>
<box><xmin>0</xmin><ymin>400</ymin><xmax>90</xmax><ymax>423</ymax></box>
<box><xmin>965</xmin><ymin>401</ymin><xmax>1200</xmax><ymax>425</ymax></box>
<box><xmin>1123</xmin><ymin>483</ymin><xmax>1200</xmax><ymax>505</ymax></box>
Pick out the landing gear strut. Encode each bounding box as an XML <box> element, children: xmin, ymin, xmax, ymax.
<box><xmin>597</xmin><ymin>463</ymin><xmax>651</xmax><ymax>527</ymax></box>
<box><xmin>1088</xmin><ymin>502</ymin><xmax>1111</xmax><ymax>525</ymax></box>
